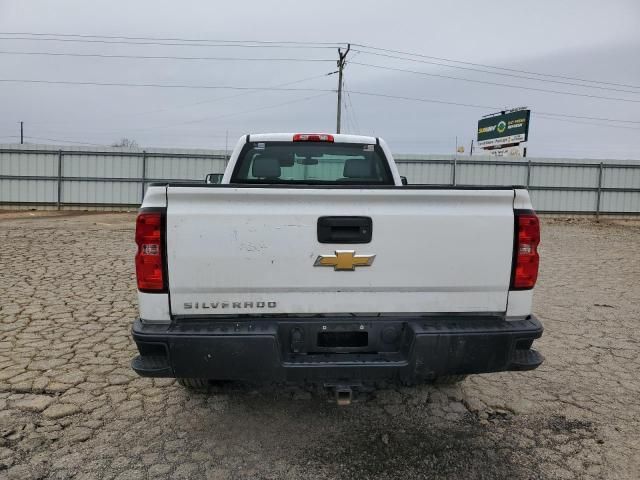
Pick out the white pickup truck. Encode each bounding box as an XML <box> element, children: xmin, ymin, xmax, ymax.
<box><xmin>131</xmin><ymin>133</ymin><xmax>543</xmax><ymax>400</ymax></box>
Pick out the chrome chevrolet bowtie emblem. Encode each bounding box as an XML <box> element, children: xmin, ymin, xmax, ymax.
<box><xmin>314</xmin><ymin>250</ymin><xmax>376</xmax><ymax>271</ymax></box>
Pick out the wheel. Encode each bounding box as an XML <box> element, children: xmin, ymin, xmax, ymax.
<box><xmin>432</xmin><ymin>375</ymin><xmax>467</xmax><ymax>385</ymax></box>
<box><xmin>177</xmin><ymin>378</ymin><xmax>209</xmax><ymax>389</ymax></box>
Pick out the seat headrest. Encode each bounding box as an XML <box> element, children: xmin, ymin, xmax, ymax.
<box><xmin>343</xmin><ymin>158</ymin><xmax>373</xmax><ymax>178</ymax></box>
<box><xmin>252</xmin><ymin>156</ymin><xmax>281</xmax><ymax>178</ymax></box>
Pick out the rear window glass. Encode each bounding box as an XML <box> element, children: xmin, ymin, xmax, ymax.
<box><xmin>230</xmin><ymin>142</ymin><xmax>393</xmax><ymax>185</ymax></box>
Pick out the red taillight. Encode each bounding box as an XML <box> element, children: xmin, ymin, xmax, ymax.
<box><xmin>293</xmin><ymin>133</ymin><xmax>334</xmax><ymax>142</ymax></box>
<box><xmin>511</xmin><ymin>212</ymin><xmax>540</xmax><ymax>290</ymax></box>
<box><xmin>135</xmin><ymin>211</ymin><xmax>165</xmax><ymax>292</ymax></box>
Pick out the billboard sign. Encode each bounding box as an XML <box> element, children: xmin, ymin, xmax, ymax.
<box><xmin>477</xmin><ymin>110</ymin><xmax>530</xmax><ymax>148</ymax></box>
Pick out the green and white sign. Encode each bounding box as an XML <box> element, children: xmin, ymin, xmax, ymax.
<box><xmin>477</xmin><ymin>110</ymin><xmax>530</xmax><ymax>147</ymax></box>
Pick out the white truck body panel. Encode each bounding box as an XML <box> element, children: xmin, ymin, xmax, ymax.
<box><xmin>506</xmin><ymin>290</ymin><xmax>533</xmax><ymax>317</ymax></box>
<box><xmin>164</xmin><ymin>187</ymin><xmax>516</xmax><ymax>316</ymax></box>
<box><xmin>138</xmin><ymin>292</ymin><xmax>170</xmax><ymax>322</ymax></box>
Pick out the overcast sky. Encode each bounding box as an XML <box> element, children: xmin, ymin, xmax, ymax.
<box><xmin>0</xmin><ymin>0</ymin><xmax>639</xmax><ymax>159</ymax></box>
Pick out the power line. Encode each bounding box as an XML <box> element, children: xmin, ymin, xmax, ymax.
<box><xmin>124</xmin><ymin>72</ymin><xmax>336</xmax><ymax>118</ymax></box>
<box><xmin>4</xmin><ymin>32</ymin><xmax>635</xmax><ymax>89</ymax></box>
<box><xmin>384</xmin><ymin>139</ymin><xmax>460</xmax><ymax>145</ymax></box>
<box><xmin>534</xmin><ymin>110</ymin><xmax>640</xmax><ymax>124</ymax></box>
<box><xmin>0</xmin><ymin>50</ymin><xmax>334</xmax><ymax>62</ymax></box>
<box><xmin>24</xmin><ymin>136</ymin><xmax>108</xmax><ymax>146</ymax></box>
<box><xmin>25</xmin><ymin>92</ymin><xmax>333</xmax><ymax>138</ymax></box>
<box><xmin>6</xmin><ymin>47</ymin><xmax>635</xmax><ymax>100</ymax></box>
<box><xmin>350</xmin><ymin>62</ymin><xmax>640</xmax><ymax>104</ymax></box>
<box><xmin>93</xmin><ymin>90</ymin><xmax>335</xmax><ymax>133</ymax></box>
<box><xmin>0</xmin><ymin>77</ymin><xmax>334</xmax><ymax>93</ymax></box>
<box><xmin>341</xmin><ymin>98</ymin><xmax>353</xmax><ymax>133</ymax></box>
<box><xmin>531</xmin><ymin>114</ymin><xmax>640</xmax><ymax>130</ymax></box>
<box><xmin>30</xmin><ymin>128</ymin><xmax>246</xmax><ymax>138</ymax></box>
<box><xmin>180</xmin><ymin>92</ymin><xmax>333</xmax><ymax>124</ymax></box>
<box><xmin>346</xmin><ymin>90</ymin><xmax>640</xmax><ymax>124</ymax></box>
<box><xmin>350</xmin><ymin>49</ymin><xmax>640</xmax><ymax>95</ymax></box>
<box><xmin>0</xmin><ymin>31</ymin><xmax>343</xmax><ymax>47</ymax></box>
<box><xmin>342</xmin><ymin>97</ymin><xmax>354</xmax><ymax>134</ymax></box>
<box><xmin>102</xmin><ymin>92</ymin><xmax>334</xmax><ymax>132</ymax></box>
<box><xmin>348</xmin><ymin>90</ymin><xmax>497</xmax><ymax>111</ymax></box>
<box><xmin>352</xmin><ymin>43</ymin><xmax>640</xmax><ymax>90</ymax></box>
<box><xmin>3</xmin><ymin>32</ymin><xmax>636</xmax><ymax>90</ymax></box>
<box><xmin>342</xmin><ymin>83</ymin><xmax>360</xmax><ymax>134</ymax></box>
<box><xmin>20</xmin><ymin>92</ymin><xmax>333</xmax><ymax>138</ymax></box>
<box><xmin>25</xmin><ymin>72</ymin><xmax>336</xmax><ymax>125</ymax></box>
<box><xmin>0</xmin><ymin>35</ymin><xmax>338</xmax><ymax>50</ymax></box>
<box><xmin>5</xmin><ymin>76</ymin><xmax>639</xmax><ymax>126</ymax></box>
<box><xmin>343</xmin><ymin>80</ymin><xmax>361</xmax><ymax>134</ymax></box>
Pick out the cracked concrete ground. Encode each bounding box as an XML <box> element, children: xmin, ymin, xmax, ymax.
<box><xmin>0</xmin><ymin>212</ymin><xmax>638</xmax><ymax>479</ymax></box>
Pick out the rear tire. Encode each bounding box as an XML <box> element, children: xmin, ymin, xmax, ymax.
<box><xmin>177</xmin><ymin>378</ymin><xmax>209</xmax><ymax>389</ymax></box>
<box><xmin>432</xmin><ymin>375</ymin><xmax>467</xmax><ymax>385</ymax></box>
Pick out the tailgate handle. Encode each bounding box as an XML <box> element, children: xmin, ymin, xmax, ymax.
<box><xmin>317</xmin><ymin>216</ymin><xmax>372</xmax><ymax>244</ymax></box>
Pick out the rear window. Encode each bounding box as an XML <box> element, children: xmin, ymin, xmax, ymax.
<box><xmin>230</xmin><ymin>141</ymin><xmax>393</xmax><ymax>185</ymax></box>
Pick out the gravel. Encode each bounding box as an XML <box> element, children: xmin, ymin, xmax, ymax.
<box><xmin>0</xmin><ymin>212</ymin><xmax>638</xmax><ymax>479</ymax></box>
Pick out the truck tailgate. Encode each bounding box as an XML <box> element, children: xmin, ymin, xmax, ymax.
<box><xmin>165</xmin><ymin>187</ymin><xmax>515</xmax><ymax>316</ymax></box>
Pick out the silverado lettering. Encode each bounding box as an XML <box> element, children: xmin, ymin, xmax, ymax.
<box><xmin>183</xmin><ymin>301</ymin><xmax>277</xmax><ymax>309</ymax></box>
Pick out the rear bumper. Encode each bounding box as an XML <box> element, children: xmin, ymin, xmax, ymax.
<box><xmin>131</xmin><ymin>315</ymin><xmax>543</xmax><ymax>384</ymax></box>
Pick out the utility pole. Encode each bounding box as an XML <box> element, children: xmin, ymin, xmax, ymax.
<box><xmin>20</xmin><ymin>121</ymin><xmax>23</xmax><ymax>144</ymax></box>
<box><xmin>336</xmin><ymin>44</ymin><xmax>350</xmax><ymax>134</ymax></box>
